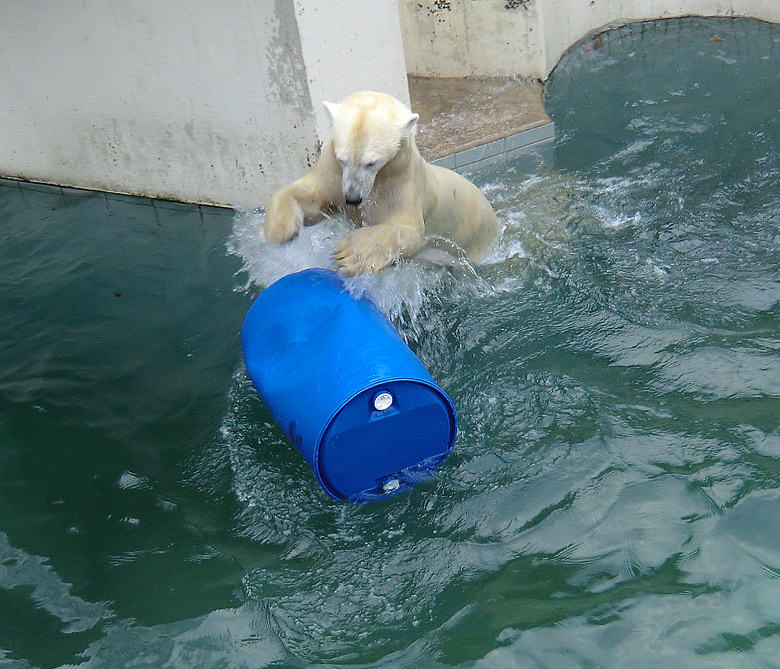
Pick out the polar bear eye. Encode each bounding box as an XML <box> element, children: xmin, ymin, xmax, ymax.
<box><xmin>365</xmin><ymin>160</ymin><xmax>378</xmax><ymax>169</ymax></box>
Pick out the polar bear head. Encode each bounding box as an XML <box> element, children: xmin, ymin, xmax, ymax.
<box><xmin>323</xmin><ymin>92</ymin><xmax>419</xmax><ymax>206</ymax></box>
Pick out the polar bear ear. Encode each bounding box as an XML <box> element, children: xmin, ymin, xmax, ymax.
<box><xmin>323</xmin><ymin>101</ymin><xmax>341</xmax><ymax>121</ymax></box>
<box><xmin>403</xmin><ymin>113</ymin><xmax>419</xmax><ymax>134</ymax></box>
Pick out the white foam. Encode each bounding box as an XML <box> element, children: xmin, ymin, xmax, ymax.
<box><xmin>227</xmin><ymin>209</ymin><xmax>347</xmax><ymax>290</ymax></box>
<box><xmin>226</xmin><ymin>175</ymin><xmax>573</xmax><ymax>329</ymax></box>
<box><xmin>227</xmin><ymin>210</ymin><xmax>455</xmax><ymax>328</ymax></box>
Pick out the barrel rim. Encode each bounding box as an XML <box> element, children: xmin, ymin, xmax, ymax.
<box><xmin>313</xmin><ymin>377</ymin><xmax>458</xmax><ymax>501</ymax></box>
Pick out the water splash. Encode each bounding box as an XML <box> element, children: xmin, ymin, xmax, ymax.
<box><xmin>227</xmin><ymin>209</ymin><xmax>489</xmax><ymax>332</ymax></box>
<box><xmin>227</xmin><ymin>209</ymin><xmax>347</xmax><ymax>289</ymax></box>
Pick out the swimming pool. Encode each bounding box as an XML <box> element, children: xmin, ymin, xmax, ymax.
<box><xmin>2</xmin><ymin>15</ymin><xmax>780</xmax><ymax>667</ymax></box>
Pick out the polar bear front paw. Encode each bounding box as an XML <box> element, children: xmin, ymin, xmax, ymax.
<box><xmin>264</xmin><ymin>190</ymin><xmax>304</xmax><ymax>244</ymax></box>
<box><xmin>333</xmin><ymin>227</ymin><xmax>398</xmax><ymax>276</ymax></box>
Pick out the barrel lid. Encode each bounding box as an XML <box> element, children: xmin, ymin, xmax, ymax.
<box><xmin>316</xmin><ymin>380</ymin><xmax>457</xmax><ymax>502</ymax></box>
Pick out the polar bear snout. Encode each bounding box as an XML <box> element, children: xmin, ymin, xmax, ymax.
<box><xmin>341</xmin><ymin>166</ymin><xmax>376</xmax><ymax>207</ymax></box>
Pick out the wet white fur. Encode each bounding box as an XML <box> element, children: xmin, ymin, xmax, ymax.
<box><xmin>264</xmin><ymin>91</ymin><xmax>499</xmax><ymax>276</ymax></box>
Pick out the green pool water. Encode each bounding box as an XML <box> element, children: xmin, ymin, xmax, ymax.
<box><xmin>2</xmin><ymin>16</ymin><xmax>780</xmax><ymax>667</ymax></box>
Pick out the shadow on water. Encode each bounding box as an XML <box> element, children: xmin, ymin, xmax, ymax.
<box><xmin>2</xmin><ymin>15</ymin><xmax>780</xmax><ymax>668</ymax></box>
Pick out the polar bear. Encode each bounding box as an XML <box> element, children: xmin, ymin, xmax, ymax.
<box><xmin>263</xmin><ymin>91</ymin><xmax>498</xmax><ymax>276</ymax></box>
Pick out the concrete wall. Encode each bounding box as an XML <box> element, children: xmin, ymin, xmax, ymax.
<box><xmin>2</xmin><ymin>1</ymin><xmax>778</xmax><ymax>206</ymax></box>
<box><xmin>398</xmin><ymin>0</ymin><xmax>545</xmax><ymax>78</ymax></box>
<box><xmin>0</xmin><ymin>1</ymin><xmax>409</xmax><ymax>208</ymax></box>
<box><xmin>399</xmin><ymin>0</ymin><xmax>780</xmax><ymax>78</ymax></box>
<box><xmin>294</xmin><ymin>1</ymin><xmax>410</xmax><ymax>143</ymax></box>
<box><xmin>538</xmin><ymin>0</ymin><xmax>780</xmax><ymax>76</ymax></box>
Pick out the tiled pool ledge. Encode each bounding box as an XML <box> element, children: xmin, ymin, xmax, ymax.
<box><xmin>431</xmin><ymin>121</ymin><xmax>555</xmax><ymax>172</ymax></box>
<box><xmin>0</xmin><ymin>176</ymin><xmax>231</xmax><ymax>222</ymax></box>
<box><xmin>408</xmin><ymin>75</ymin><xmax>554</xmax><ymax>173</ymax></box>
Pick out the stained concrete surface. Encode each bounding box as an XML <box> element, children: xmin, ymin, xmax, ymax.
<box><xmin>408</xmin><ymin>75</ymin><xmax>551</xmax><ymax>161</ymax></box>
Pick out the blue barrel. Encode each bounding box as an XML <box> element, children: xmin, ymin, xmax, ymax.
<box><xmin>241</xmin><ymin>268</ymin><xmax>457</xmax><ymax>503</ymax></box>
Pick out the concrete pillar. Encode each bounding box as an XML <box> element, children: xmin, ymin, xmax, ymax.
<box><xmin>0</xmin><ymin>1</ymin><xmax>410</xmax><ymax>208</ymax></box>
<box><xmin>293</xmin><ymin>0</ymin><xmax>411</xmax><ymax>142</ymax></box>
